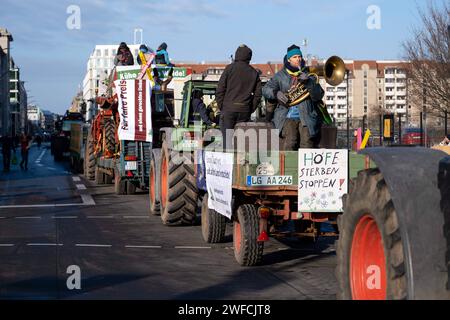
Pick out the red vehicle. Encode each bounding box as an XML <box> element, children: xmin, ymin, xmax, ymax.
<box><xmin>401</xmin><ymin>127</ymin><xmax>428</xmax><ymax>145</ymax></box>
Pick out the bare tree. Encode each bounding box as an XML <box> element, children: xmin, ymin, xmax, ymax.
<box><xmin>403</xmin><ymin>1</ymin><xmax>450</xmax><ymax>118</ymax></box>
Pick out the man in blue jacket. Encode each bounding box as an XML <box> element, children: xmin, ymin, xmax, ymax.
<box><xmin>262</xmin><ymin>44</ymin><xmax>324</xmax><ymax>150</ymax></box>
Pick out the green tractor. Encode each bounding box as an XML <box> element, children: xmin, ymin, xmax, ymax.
<box><xmin>149</xmin><ymin>80</ymin><xmax>223</xmax><ymax>225</ymax></box>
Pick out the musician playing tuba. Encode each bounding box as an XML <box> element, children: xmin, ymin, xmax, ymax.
<box><xmin>262</xmin><ymin>44</ymin><xmax>325</xmax><ymax>150</ymax></box>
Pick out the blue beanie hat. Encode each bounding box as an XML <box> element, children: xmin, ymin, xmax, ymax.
<box><xmin>287</xmin><ymin>44</ymin><xmax>303</xmax><ymax>59</ymax></box>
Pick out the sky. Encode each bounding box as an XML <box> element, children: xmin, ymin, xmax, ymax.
<box><xmin>0</xmin><ymin>0</ymin><xmax>440</xmax><ymax>114</ymax></box>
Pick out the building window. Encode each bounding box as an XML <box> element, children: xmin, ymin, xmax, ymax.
<box><xmin>96</xmin><ymin>49</ymin><xmax>101</xmax><ymax>57</ymax></box>
<box><xmin>104</xmin><ymin>49</ymin><xmax>109</xmax><ymax>56</ymax></box>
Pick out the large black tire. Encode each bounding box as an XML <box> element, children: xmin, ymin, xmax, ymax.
<box><xmin>149</xmin><ymin>149</ymin><xmax>162</xmax><ymax>216</ymax></box>
<box><xmin>233</xmin><ymin>204</ymin><xmax>263</xmax><ymax>266</ymax></box>
<box><xmin>114</xmin><ymin>171</ymin><xmax>126</xmax><ymax>195</ymax></box>
<box><xmin>85</xmin><ymin>136</ymin><xmax>96</xmax><ymax>180</ymax></box>
<box><xmin>201</xmin><ymin>193</ymin><xmax>226</xmax><ymax>243</ymax></box>
<box><xmin>438</xmin><ymin>157</ymin><xmax>450</xmax><ymax>292</ymax></box>
<box><xmin>336</xmin><ymin>168</ymin><xmax>407</xmax><ymax>300</ymax></box>
<box><xmin>160</xmin><ymin>141</ymin><xmax>198</xmax><ymax>226</ymax></box>
<box><xmin>104</xmin><ymin>118</ymin><xmax>116</xmax><ymax>155</ymax></box>
<box><xmin>336</xmin><ymin>167</ymin><xmax>450</xmax><ymax>300</ymax></box>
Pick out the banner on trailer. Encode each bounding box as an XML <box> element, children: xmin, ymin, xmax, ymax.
<box><xmin>298</xmin><ymin>149</ymin><xmax>348</xmax><ymax>213</ymax></box>
<box><xmin>204</xmin><ymin>152</ymin><xmax>234</xmax><ymax>219</ymax></box>
<box><xmin>114</xmin><ymin>79</ymin><xmax>152</xmax><ymax>142</ymax></box>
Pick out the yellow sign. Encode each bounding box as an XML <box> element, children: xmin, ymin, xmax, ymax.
<box><xmin>384</xmin><ymin>119</ymin><xmax>391</xmax><ymax>138</ymax></box>
<box><xmin>360</xmin><ymin>129</ymin><xmax>371</xmax><ymax>150</ymax></box>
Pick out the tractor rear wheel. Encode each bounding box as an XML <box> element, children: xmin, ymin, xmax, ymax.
<box><xmin>201</xmin><ymin>193</ymin><xmax>226</xmax><ymax>243</ymax></box>
<box><xmin>160</xmin><ymin>141</ymin><xmax>198</xmax><ymax>226</ymax></box>
<box><xmin>149</xmin><ymin>149</ymin><xmax>162</xmax><ymax>216</ymax></box>
<box><xmin>336</xmin><ymin>167</ymin><xmax>450</xmax><ymax>300</ymax></box>
<box><xmin>104</xmin><ymin>118</ymin><xmax>116</xmax><ymax>155</ymax></box>
<box><xmin>233</xmin><ymin>204</ymin><xmax>263</xmax><ymax>266</ymax></box>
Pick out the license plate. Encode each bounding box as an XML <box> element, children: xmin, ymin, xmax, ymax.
<box><xmin>246</xmin><ymin>175</ymin><xmax>293</xmax><ymax>186</ymax></box>
<box><xmin>63</xmin><ymin>152</ymin><xmax>70</xmax><ymax>157</ymax></box>
<box><xmin>125</xmin><ymin>161</ymin><xmax>137</xmax><ymax>170</ymax></box>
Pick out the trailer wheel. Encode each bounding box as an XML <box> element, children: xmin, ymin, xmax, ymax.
<box><xmin>114</xmin><ymin>171</ymin><xmax>126</xmax><ymax>195</ymax></box>
<box><xmin>95</xmin><ymin>167</ymin><xmax>105</xmax><ymax>185</ymax></box>
<box><xmin>336</xmin><ymin>168</ymin><xmax>407</xmax><ymax>300</ymax></box>
<box><xmin>149</xmin><ymin>149</ymin><xmax>162</xmax><ymax>216</ymax></box>
<box><xmin>160</xmin><ymin>141</ymin><xmax>198</xmax><ymax>226</ymax></box>
<box><xmin>233</xmin><ymin>204</ymin><xmax>263</xmax><ymax>266</ymax></box>
<box><xmin>85</xmin><ymin>137</ymin><xmax>96</xmax><ymax>180</ymax></box>
<box><xmin>127</xmin><ymin>181</ymin><xmax>136</xmax><ymax>195</ymax></box>
<box><xmin>201</xmin><ymin>193</ymin><xmax>226</xmax><ymax>243</ymax></box>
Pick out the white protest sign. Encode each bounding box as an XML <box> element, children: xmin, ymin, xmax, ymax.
<box><xmin>298</xmin><ymin>149</ymin><xmax>348</xmax><ymax>212</ymax></box>
<box><xmin>114</xmin><ymin>79</ymin><xmax>152</xmax><ymax>142</ymax></box>
<box><xmin>205</xmin><ymin>152</ymin><xmax>234</xmax><ymax>219</ymax></box>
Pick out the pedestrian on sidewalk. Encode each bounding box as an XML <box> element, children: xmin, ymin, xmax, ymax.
<box><xmin>19</xmin><ymin>133</ymin><xmax>32</xmax><ymax>171</ymax></box>
<box><xmin>0</xmin><ymin>134</ymin><xmax>16</xmax><ymax>172</ymax></box>
<box><xmin>35</xmin><ymin>135</ymin><xmax>42</xmax><ymax>148</ymax></box>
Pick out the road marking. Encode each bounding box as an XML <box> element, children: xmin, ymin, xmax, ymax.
<box><xmin>174</xmin><ymin>246</ymin><xmax>212</xmax><ymax>249</ymax></box>
<box><xmin>52</xmin><ymin>216</ymin><xmax>78</xmax><ymax>219</ymax></box>
<box><xmin>0</xmin><ymin>244</ymin><xmax>14</xmax><ymax>247</ymax></box>
<box><xmin>81</xmin><ymin>194</ymin><xmax>95</xmax><ymax>205</ymax></box>
<box><xmin>72</xmin><ymin>177</ymin><xmax>81</xmax><ymax>182</ymax></box>
<box><xmin>0</xmin><ymin>194</ymin><xmax>96</xmax><ymax>208</ymax></box>
<box><xmin>123</xmin><ymin>216</ymin><xmax>149</xmax><ymax>219</ymax></box>
<box><xmin>15</xmin><ymin>216</ymin><xmax>42</xmax><ymax>219</ymax></box>
<box><xmin>47</xmin><ymin>167</ymin><xmax>56</xmax><ymax>170</ymax></box>
<box><xmin>125</xmin><ymin>245</ymin><xmax>162</xmax><ymax>249</ymax></box>
<box><xmin>27</xmin><ymin>243</ymin><xmax>63</xmax><ymax>246</ymax></box>
<box><xmin>75</xmin><ymin>244</ymin><xmax>112</xmax><ymax>248</ymax></box>
<box><xmin>76</xmin><ymin>184</ymin><xmax>86</xmax><ymax>190</ymax></box>
<box><xmin>0</xmin><ymin>217</ymin><xmax>6</xmax><ymax>219</ymax></box>
<box><xmin>37</xmin><ymin>164</ymin><xmax>44</xmax><ymax>167</ymax></box>
<box><xmin>27</xmin><ymin>243</ymin><xmax>63</xmax><ymax>247</ymax></box>
<box><xmin>87</xmin><ymin>215</ymin><xmax>113</xmax><ymax>219</ymax></box>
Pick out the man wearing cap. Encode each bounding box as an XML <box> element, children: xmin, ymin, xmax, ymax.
<box><xmin>262</xmin><ymin>44</ymin><xmax>324</xmax><ymax>150</ymax></box>
<box><xmin>216</xmin><ymin>44</ymin><xmax>262</xmax><ymax>150</ymax></box>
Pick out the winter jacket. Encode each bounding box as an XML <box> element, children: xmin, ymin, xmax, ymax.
<box><xmin>262</xmin><ymin>68</ymin><xmax>324</xmax><ymax>137</ymax></box>
<box><xmin>215</xmin><ymin>46</ymin><xmax>262</xmax><ymax>114</ymax></box>
<box><xmin>155</xmin><ymin>49</ymin><xmax>171</xmax><ymax>65</ymax></box>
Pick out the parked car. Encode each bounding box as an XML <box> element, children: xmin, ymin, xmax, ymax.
<box><xmin>401</xmin><ymin>127</ymin><xmax>428</xmax><ymax>145</ymax></box>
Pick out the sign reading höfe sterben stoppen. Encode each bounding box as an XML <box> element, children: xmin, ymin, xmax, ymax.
<box><xmin>298</xmin><ymin>149</ymin><xmax>348</xmax><ymax>213</ymax></box>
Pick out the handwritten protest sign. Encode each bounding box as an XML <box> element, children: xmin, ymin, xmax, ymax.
<box><xmin>298</xmin><ymin>149</ymin><xmax>348</xmax><ymax>212</ymax></box>
<box><xmin>205</xmin><ymin>152</ymin><xmax>234</xmax><ymax>219</ymax></box>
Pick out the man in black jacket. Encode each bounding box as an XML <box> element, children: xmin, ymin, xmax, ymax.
<box><xmin>216</xmin><ymin>44</ymin><xmax>262</xmax><ymax>150</ymax></box>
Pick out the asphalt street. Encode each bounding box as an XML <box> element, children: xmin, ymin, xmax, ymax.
<box><xmin>0</xmin><ymin>143</ymin><xmax>338</xmax><ymax>300</ymax></box>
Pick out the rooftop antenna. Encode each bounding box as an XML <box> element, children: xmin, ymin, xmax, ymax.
<box><xmin>134</xmin><ymin>28</ymin><xmax>143</xmax><ymax>45</ymax></box>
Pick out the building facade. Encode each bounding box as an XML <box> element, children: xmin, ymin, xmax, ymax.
<box><xmin>0</xmin><ymin>28</ymin><xmax>13</xmax><ymax>136</ymax></box>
